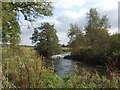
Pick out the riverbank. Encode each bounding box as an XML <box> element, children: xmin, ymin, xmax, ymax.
<box><xmin>64</xmin><ymin>55</ymin><xmax>104</xmax><ymax>66</ymax></box>
<box><xmin>2</xmin><ymin>46</ymin><xmax>120</xmax><ymax>88</ymax></box>
<box><xmin>64</xmin><ymin>54</ymin><xmax>120</xmax><ymax>77</ymax></box>
<box><xmin>50</xmin><ymin>53</ymin><xmax>107</xmax><ymax>77</ymax></box>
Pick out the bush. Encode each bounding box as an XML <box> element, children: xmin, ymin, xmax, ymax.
<box><xmin>41</xmin><ymin>70</ymin><xmax>65</xmax><ymax>88</ymax></box>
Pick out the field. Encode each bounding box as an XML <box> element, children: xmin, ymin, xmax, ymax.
<box><xmin>62</xmin><ymin>47</ymin><xmax>70</xmax><ymax>52</ymax></box>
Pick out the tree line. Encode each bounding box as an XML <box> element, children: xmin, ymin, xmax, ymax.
<box><xmin>67</xmin><ymin>8</ymin><xmax>120</xmax><ymax>70</ymax></box>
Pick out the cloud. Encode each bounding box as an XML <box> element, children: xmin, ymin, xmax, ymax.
<box><xmin>51</xmin><ymin>0</ymin><xmax>85</xmax><ymax>9</ymax></box>
<box><xmin>57</xmin><ymin>32</ymin><xmax>69</xmax><ymax>45</ymax></box>
<box><xmin>107</xmin><ymin>9</ymin><xmax>118</xmax><ymax>29</ymax></box>
<box><xmin>19</xmin><ymin>0</ymin><xmax>119</xmax><ymax>45</ymax></box>
<box><xmin>19</xmin><ymin>20</ymin><xmax>34</xmax><ymax>46</ymax></box>
<box><xmin>92</xmin><ymin>0</ymin><xmax>118</xmax><ymax>11</ymax></box>
<box><xmin>20</xmin><ymin>34</ymin><xmax>33</xmax><ymax>46</ymax></box>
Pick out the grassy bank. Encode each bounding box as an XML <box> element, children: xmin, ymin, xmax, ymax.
<box><xmin>1</xmin><ymin>46</ymin><xmax>120</xmax><ymax>88</ymax></box>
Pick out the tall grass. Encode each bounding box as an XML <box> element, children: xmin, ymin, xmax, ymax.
<box><xmin>2</xmin><ymin>46</ymin><xmax>65</xmax><ymax>88</ymax></box>
<box><xmin>2</xmin><ymin>46</ymin><xmax>120</xmax><ymax>88</ymax></box>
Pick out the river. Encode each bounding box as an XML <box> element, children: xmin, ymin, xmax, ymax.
<box><xmin>48</xmin><ymin>52</ymin><xmax>103</xmax><ymax>77</ymax></box>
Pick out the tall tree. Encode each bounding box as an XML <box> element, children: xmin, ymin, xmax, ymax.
<box><xmin>30</xmin><ymin>22</ymin><xmax>62</xmax><ymax>57</ymax></box>
<box><xmin>2</xmin><ymin>1</ymin><xmax>53</xmax><ymax>46</ymax></box>
<box><xmin>85</xmin><ymin>8</ymin><xmax>110</xmax><ymax>44</ymax></box>
<box><xmin>85</xmin><ymin>8</ymin><xmax>110</xmax><ymax>55</ymax></box>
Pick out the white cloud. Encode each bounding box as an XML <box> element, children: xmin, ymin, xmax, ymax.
<box><xmin>93</xmin><ymin>0</ymin><xmax>118</xmax><ymax>11</ymax></box>
<box><xmin>57</xmin><ymin>32</ymin><xmax>69</xmax><ymax>45</ymax></box>
<box><xmin>20</xmin><ymin>34</ymin><xmax>33</xmax><ymax>46</ymax></box>
<box><xmin>20</xmin><ymin>0</ymin><xmax>119</xmax><ymax>45</ymax></box>
<box><xmin>51</xmin><ymin>0</ymin><xmax>85</xmax><ymax>9</ymax></box>
<box><xmin>109</xmin><ymin>28</ymin><xmax>118</xmax><ymax>35</ymax></box>
<box><xmin>51</xmin><ymin>0</ymin><xmax>119</xmax><ymax>10</ymax></box>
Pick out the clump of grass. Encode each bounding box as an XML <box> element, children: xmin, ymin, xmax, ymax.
<box><xmin>2</xmin><ymin>46</ymin><xmax>64</xmax><ymax>88</ymax></box>
<box><xmin>66</xmin><ymin>67</ymin><xmax>120</xmax><ymax>88</ymax></box>
<box><xmin>2</xmin><ymin>46</ymin><xmax>44</xmax><ymax>88</ymax></box>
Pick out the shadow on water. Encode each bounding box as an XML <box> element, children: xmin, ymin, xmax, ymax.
<box><xmin>45</xmin><ymin>52</ymin><xmax>105</xmax><ymax>77</ymax></box>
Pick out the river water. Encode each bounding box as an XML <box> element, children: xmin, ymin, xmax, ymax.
<box><xmin>49</xmin><ymin>52</ymin><xmax>103</xmax><ymax>77</ymax></box>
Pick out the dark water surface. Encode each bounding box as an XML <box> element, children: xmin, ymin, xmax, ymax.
<box><xmin>49</xmin><ymin>53</ymin><xmax>103</xmax><ymax>77</ymax></box>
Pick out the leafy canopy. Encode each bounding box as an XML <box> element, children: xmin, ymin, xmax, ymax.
<box><xmin>68</xmin><ymin>8</ymin><xmax>111</xmax><ymax>59</ymax></box>
<box><xmin>30</xmin><ymin>22</ymin><xmax>62</xmax><ymax>57</ymax></box>
<box><xmin>2</xmin><ymin>1</ymin><xmax>53</xmax><ymax>46</ymax></box>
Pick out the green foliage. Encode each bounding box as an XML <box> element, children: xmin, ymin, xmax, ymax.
<box><xmin>68</xmin><ymin>23</ymin><xmax>81</xmax><ymax>43</ymax></box>
<box><xmin>87</xmin><ymin>29</ymin><xmax>110</xmax><ymax>56</ymax></box>
<box><xmin>85</xmin><ymin>8</ymin><xmax>110</xmax><ymax>33</ymax></box>
<box><xmin>2</xmin><ymin>46</ymin><xmax>120</xmax><ymax>88</ymax></box>
<box><xmin>2</xmin><ymin>2</ymin><xmax>21</xmax><ymax>46</ymax></box>
<box><xmin>85</xmin><ymin>8</ymin><xmax>110</xmax><ymax>51</ymax></box>
<box><xmin>73</xmin><ymin>47</ymin><xmax>93</xmax><ymax>59</ymax></box>
<box><xmin>68</xmin><ymin>23</ymin><xmax>86</xmax><ymax>55</ymax></box>
<box><xmin>2</xmin><ymin>46</ymin><xmax>44</xmax><ymax>88</ymax></box>
<box><xmin>66</xmin><ymin>67</ymin><xmax>119</xmax><ymax>88</ymax></box>
<box><xmin>41</xmin><ymin>71</ymin><xmax>65</xmax><ymax>88</ymax></box>
<box><xmin>108</xmin><ymin>34</ymin><xmax>120</xmax><ymax>69</ymax></box>
<box><xmin>2</xmin><ymin>46</ymin><xmax>63</xmax><ymax>88</ymax></box>
<box><xmin>2</xmin><ymin>1</ymin><xmax>53</xmax><ymax>45</ymax></box>
<box><xmin>67</xmin><ymin>8</ymin><xmax>114</xmax><ymax>64</ymax></box>
<box><xmin>30</xmin><ymin>22</ymin><xmax>62</xmax><ymax>57</ymax></box>
<box><xmin>110</xmin><ymin>34</ymin><xmax>120</xmax><ymax>54</ymax></box>
<box><xmin>62</xmin><ymin>47</ymin><xmax>70</xmax><ymax>52</ymax></box>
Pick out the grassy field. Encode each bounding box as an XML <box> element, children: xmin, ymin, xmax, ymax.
<box><xmin>1</xmin><ymin>46</ymin><xmax>120</xmax><ymax>88</ymax></box>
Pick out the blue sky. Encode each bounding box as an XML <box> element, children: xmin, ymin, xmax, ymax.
<box><xmin>20</xmin><ymin>0</ymin><xmax>119</xmax><ymax>46</ymax></box>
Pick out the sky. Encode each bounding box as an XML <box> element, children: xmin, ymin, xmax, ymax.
<box><xmin>20</xmin><ymin>0</ymin><xmax>119</xmax><ymax>46</ymax></box>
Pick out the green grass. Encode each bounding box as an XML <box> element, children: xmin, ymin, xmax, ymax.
<box><xmin>1</xmin><ymin>46</ymin><xmax>120</xmax><ymax>88</ymax></box>
<box><xmin>62</xmin><ymin>47</ymin><xmax>70</xmax><ymax>52</ymax></box>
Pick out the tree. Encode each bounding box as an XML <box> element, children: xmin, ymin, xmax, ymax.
<box><xmin>67</xmin><ymin>8</ymin><xmax>111</xmax><ymax>63</ymax></box>
<box><xmin>30</xmin><ymin>22</ymin><xmax>62</xmax><ymax>57</ymax></box>
<box><xmin>68</xmin><ymin>23</ymin><xmax>86</xmax><ymax>55</ymax></box>
<box><xmin>85</xmin><ymin>8</ymin><xmax>110</xmax><ymax>47</ymax></box>
<box><xmin>61</xmin><ymin>44</ymin><xmax>66</xmax><ymax>47</ymax></box>
<box><xmin>2</xmin><ymin>1</ymin><xmax>53</xmax><ymax>46</ymax></box>
<box><xmin>68</xmin><ymin>24</ymin><xmax>80</xmax><ymax>44</ymax></box>
<box><xmin>0</xmin><ymin>2</ymin><xmax>2</xmax><ymax>42</ymax></box>
<box><xmin>85</xmin><ymin>8</ymin><xmax>110</xmax><ymax>56</ymax></box>
<box><xmin>110</xmin><ymin>33</ymin><xmax>120</xmax><ymax>54</ymax></box>
<box><xmin>2</xmin><ymin>3</ymin><xmax>21</xmax><ymax>45</ymax></box>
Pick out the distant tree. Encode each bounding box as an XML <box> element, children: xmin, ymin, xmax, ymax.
<box><xmin>68</xmin><ymin>24</ymin><xmax>80</xmax><ymax>44</ymax></box>
<box><xmin>68</xmin><ymin>23</ymin><xmax>86</xmax><ymax>55</ymax></box>
<box><xmin>30</xmin><ymin>22</ymin><xmax>62</xmax><ymax>57</ymax></box>
<box><xmin>2</xmin><ymin>1</ymin><xmax>53</xmax><ymax>46</ymax></box>
<box><xmin>61</xmin><ymin>44</ymin><xmax>66</xmax><ymax>47</ymax></box>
